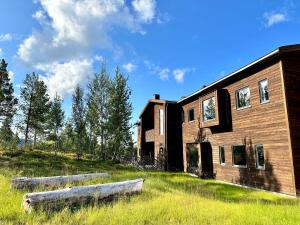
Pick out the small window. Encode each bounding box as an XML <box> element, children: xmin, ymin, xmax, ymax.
<box><xmin>159</xmin><ymin>109</ymin><xmax>164</xmax><ymax>135</ymax></box>
<box><xmin>255</xmin><ymin>144</ymin><xmax>265</xmax><ymax>169</ymax></box>
<box><xmin>236</xmin><ymin>87</ymin><xmax>251</xmax><ymax>109</ymax></box>
<box><xmin>219</xmin><ymin>146</ymin><xmax>225</xmax><ymax>165</ymax></box>
<box><xmin>232</xmin><ymin>145</ymin><xmax>247</xmax><ymax>167</ymax></box>
<box><xmin>181</xmin><ymin>110</ymin><xmax>185</xmax><ymax>124</ymax></box>
<box><xmin>202</xmin><ymin>97</ymin><xmax>216</xmax><ymax>121</ymax></box>
<box><xmin>188</xmin><ymin>108</ymin><xmax>195</xmax><ymax>122</ymax></box>
<box><xmin>259</xmin><ymin>79</ymin><xmax>269</xmax><ymax>103</ymax></box>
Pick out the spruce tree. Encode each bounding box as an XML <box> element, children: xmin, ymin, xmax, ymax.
<box><xmin>107</xmin><ymin>68</ymin><xmax>133</xmax><ymax>160</ymax></box>
<box><xmin>72</xmin><ymin>85</ymin><xmax>86</xmax><ymax>159</ymax></box>
<box><xmin>0</xmin><ymin>59</ymin><xmax>18</xmax><ymax>120</ymax></box>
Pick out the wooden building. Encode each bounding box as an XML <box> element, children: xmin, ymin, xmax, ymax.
<box><xmin>137</xmin><ymin>44</ymin><xmax>300</xmax><ymax>196</ymax></box>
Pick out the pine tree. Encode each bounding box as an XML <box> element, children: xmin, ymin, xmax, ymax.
<box><xmin>0</xmin><ymin>117</ymin><xmax>14</xmax><ymax>149</ymax></box>
<box><xmin>48</xmin><ymin>93</ymin><xmax>64</xmax><ymax>154</ymax></box>
<box><xmin>107</xmin><ymin>68</ymin><xmax>133</xmax><ymax>160</ymax></box>
<box><xmin>72</xmin><ymin>85</ymin><xmax>86</xmax><ymax>159</ymax></box>
<box><xmin>0</xmin><ymin>59</ymin><xmax>18</xmax><ymax>120</ymax></box>
<box><xmin>20</xmin><ymin>73</ymin><xmax>50</xmax><ymax>147</ymax></box>
<box><xmin>86</xmin><ymin>64</ymin><xmax>110</xmax><ymax>158</ymax></box>
<box><xmin>61</xmin><ymin>119</ymin><xmax>75</xmax><ymax>152</ymax></box>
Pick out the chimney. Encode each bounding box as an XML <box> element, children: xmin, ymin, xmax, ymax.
<box><xmin>154</xmin><ymin>94</ymin><xmax>160</xmax><ymax>100</ymax></box>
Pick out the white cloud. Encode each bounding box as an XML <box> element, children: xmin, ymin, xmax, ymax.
<box><xmin>0</xmin><ymin>48</ymin><xmax>2</xmax><ymax>58</ymax></box>
<box><xmin>0</xmin><ymin>33</ymin><xmax>12</xmax><ymax>42</ymax></box>
<box><xmin>122</xmin><ymin>62</ymin><xmax>136</xmax><ymax>73</ymax></box>
<box><xmin>94</xmin><ymin>55</ymin><xmax>104</xmax><ymax>62</ymax></box>
<box><xmin>132</xmin><ymin>0</ymin><xmax>156</xmax><ymax>23</ymax></box>
<box><xmin>173</xmin><ymin>68</ymin><xmax>196</xmax><ymax>83</ymax></box>
<box><xmin>18</xmin><ymin>0</ymin><xmax>158</xmax><ymax>97</ymax></box>
<box><xmin>8</xmin><ymin>71</ymin><xmax>14</xmax><ymax>81</ymax></box>
<box><xmin>39</xmin><ymin>59</ymin><xmax>93</xmax><ymax>98</ymax></box>
<box><xmin>264</xmin><ymin>12</ymin><xmax>287</xmax><ymax>27</ymax></box>
<box><xmin>158</xmin><ymin>68</ymin><xmax>170</xmax><ymax>80</ymax></box>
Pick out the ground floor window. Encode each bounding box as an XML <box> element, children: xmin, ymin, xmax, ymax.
<box><xmin>255</xmin><ymin>144</ymin><xmax>265</xmax><ymax>169</ymax></box>
<box><xmin>219</xmin><ymin>146</ymin><xmax>225</xmax><ymax>165</ymax></box>
<box><xmin>232</xmin><ymin>145</ymin><xmax>247</xmax><ymax>167</ymax></box>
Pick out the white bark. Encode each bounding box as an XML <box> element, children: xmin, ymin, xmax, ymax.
<box><xmin>12</xmin><ymin>173</ymin><xmax>110</xmax><ymax>190</ymax></box>
<box><xmin>23</xmin><ymin>178</ymin><xmax>144</xmax><ymax>212</ymax></box>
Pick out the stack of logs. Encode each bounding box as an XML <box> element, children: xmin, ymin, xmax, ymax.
<box><xmin>11</xmin><ymin>173</ymin><xmax>144</xmax><ymax>213</ymax></box>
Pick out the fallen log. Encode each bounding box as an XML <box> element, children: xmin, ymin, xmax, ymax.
<box><xmin>23</xmin><ymin>178</ymin><xmax>144</xmax><ymax>212</ymax></box>
<box><xmin>12</xmin><ymin>173</ymin><xmax>110</xmax><ymax>190</ymax></box>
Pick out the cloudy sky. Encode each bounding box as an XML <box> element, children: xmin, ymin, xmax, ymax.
<box><xmin>0</xmin><ymin>0</ymin><xmax>299</xmax><ymax>131</ymax></box>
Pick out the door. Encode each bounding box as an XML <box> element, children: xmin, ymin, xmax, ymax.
<box><xmin>200</xmin><ymin>142</ymin><xmax>214</xmax><ymax>178</ymax></box>
<box><xmin>186</xmin><ymin>143</ymin><xmax>199</xmax><ymax>174</ymax></box>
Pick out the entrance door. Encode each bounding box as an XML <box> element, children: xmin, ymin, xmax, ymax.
<box><xmin>186</xmin><ymin>143</ymin><xmax>199</xmax><ymax>174</ymax></box>
<box><xmin>200</xmin><ymin>142</ymin><xmax>214</xmax><ymax>178</ymax></box>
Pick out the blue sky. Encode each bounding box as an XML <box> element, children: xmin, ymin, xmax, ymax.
<box><xmin>0</xmin><ymin>0</ymin><xmax>299</xmax><ymax>134</ymax></box>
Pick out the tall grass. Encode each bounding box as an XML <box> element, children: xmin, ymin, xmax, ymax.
<box><xmin>0</xmin><ymin>150</ymin><xmax>300</xmax><ymax>224</ymax></box>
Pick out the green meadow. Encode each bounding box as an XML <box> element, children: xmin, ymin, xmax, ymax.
<box><xmin>1</xmin><ymin>150</ymin><xmax>300</xmax><ymax>225</ymax></box>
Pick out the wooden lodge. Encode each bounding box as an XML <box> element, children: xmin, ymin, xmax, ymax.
<box><xmin>137</xmin><ymin>44</ymin><xmax>300</xmax><ymax>196</ymax></box>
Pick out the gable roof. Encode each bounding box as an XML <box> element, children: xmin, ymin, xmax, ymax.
<box><xmin>139</xmin><ymin>99</ymin><xmax>176</xmax><ymax>118</ymax></box>
<box><xmin>177</xmin><ymin>44</ymin><xmax>300</xmax><ymax>103</ymax></box>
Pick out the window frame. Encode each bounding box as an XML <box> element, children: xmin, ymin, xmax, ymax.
<box><xmin>202</xmin><ymin>96</ymin><xmax>216</xmax><ymax>122</ymax></box>
<box><xmin>255</xmin><ymin>144</ymin><xmax>265</xmax><ymax>170</ymax></box>
<box><xmin>232</xmin><ymin>145</ymin><xmax>247</xmax><ymax>168</ymax></box>
<box><xmin>259</xmin><ymin>79</ymin><xmax>270</xmax><ymax>104</ymax></box>
<box><xmin>235</xmin><ymin>86</ymin><xmax>251</xmax><ymax>110</ymax></box>
<box><xmin>219</xmin><ymin>146</ymin><xmax>225</xmax><ymax>165</ymax></box>
<box><xmin>188</xmin><ymin>108</ymin><xmax>195</xmax><ymax>122</ymax></box>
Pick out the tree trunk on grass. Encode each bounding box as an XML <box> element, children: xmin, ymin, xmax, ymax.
<box><xmin>12</xmin><ymin>173</ymin><xmax>110</xmax><ymax>190</ymax></box>
<box><xmin>23</xmin><ymin>178</ymin><xmax>144</xmax><ymax>213</ymax></box>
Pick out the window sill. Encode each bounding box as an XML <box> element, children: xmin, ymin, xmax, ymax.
<box><xmin>236</xmin><ymin>105</ymin><xmax>251</xmax><ymax>111</ymax></box>
<box><xmin>203</xmin><ymin>118</ymin><xmax>216</xmax><ymax>122</ymax></box>
<box><xmin>220</xmin><ymin>163</ymin><xmax>226</xmax><ymax>166</ymax></box>
<box><xmin>233</xmin><ymin>165</ymin><xmax>247</xmax><ymax>168</ymax></box>
<box><xmin>188</xmin><ymin>120</ymin><xmax>196</xmax><ymax>124</ymax></box>
<box><xmin>260</xmin><ymin>100</ymin><xmax>270</xmax><ymax>105</ymax></box>
<box><xmin>256</xmin><ymin>166</ymin><xmax>265</xmax><ymax>170</ymax></box>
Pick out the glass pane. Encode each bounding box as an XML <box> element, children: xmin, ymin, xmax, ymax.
<box><xmin>237</xmin><ymin>87</ymin><xmax>251</xmax><ymax>108</ymax></box>
<box><xmin>203</xmin><ymin>97</ymin><xmax>216</xmax><ymax>121</ymax></box>
<box><xmin>256</xmin><ymin>145</ymin><xmax>265</xmax><ymax>168</ymax></box>
<box><xmin>219</xmin><ymin>146</ymin><xmax>225</xmax><ymax>164</ymax></box>
<box><xmin>233</xmin><ymin>145</ymin><xmax>247</xmax><ymax>166</ymax></box>
<box><xmin>189</xmin><ymin>109</ymin><xmax>194</xmax><ymax>121</ymax></box>
<box><xmin>159</xmin><ymin>109</ymin><xmax>164</xmax><ymax>135</ymax></box>
<box><xmin>259</xmin><ymin>80</ymin><xmax>269</xmax><ymax>103</ymax></box>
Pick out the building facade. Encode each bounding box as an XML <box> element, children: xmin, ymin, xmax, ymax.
<box><xmin>137</xmin><ymin>44</ymin><xmax>300</xmax><ymax>196</ymax></box>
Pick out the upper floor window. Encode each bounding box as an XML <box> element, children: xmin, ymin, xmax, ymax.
<box><xmin>219</xmin><ymin>146</ymin><xmax>225</xmax><ymax>165</ymax></box>
<box><xmin>232</xmin><ymin>145</ymin><xmax>247</xmax><ymax>167</ymax></box>
<box><xmin>202</xmin><ymin>97</ymin><xmax>216</xmax><ymax>121</ymax></box>
<box><xmin>236</xmin><ymin>87</ymin><xmax>251</xmax><ymax>109</ymax></box>
<box><xmin>188</xmin><ymin>108</ymin><xmax>195</xmax><ymax>122</ymax></box>
<box><xmin>259</xmin><ymin>79</ymin><xmax>269</xmax><ymax>103</ymax></box>
<box><xmin>255</xmin><ymin>144</ymin><xmax>265</xmax><ymax>169</ymax></box>
<box><xmin>159</xmin><ymin>109</ymin><xmax>164</xmax><ymax>135</ymax></box>
<box><xmin>181</xmin><ymin>110</ymin><xmax>185</xmax><ymax>124</ymax></box>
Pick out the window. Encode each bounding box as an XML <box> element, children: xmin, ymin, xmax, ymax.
<box><xmin>236</xmin><ymin>87</ymin><xmax>251</xmax><ymax>109</ymax></box>
<box><xmin>202</xmin><ymin>97</ymin><xmax>216</xmax><ymax>121</ymax></box>
<box><xmin>159</xmin><ymin>109</ymin><xmax>164</xmax><ymax>135</ymax></box>
<box><xmin>181</xmin><ymin>110</ymin><xmax>185</xmax><ymax>124</ymax></box>
<box><xmin>188</xmin><ymin>108</ymin><xmax>195</xmax><ymax>122</ymax></box>
<box><xmin>255</xmin><ymin>144</ymin><xmax>265</xmax><ymax>169</ymax></box>
<box><xmin>232</xmin><ymin>145</ymin><xmax>247</xmax><ymax>167</ymax></box>
<box><xmin>219</xmin><ymin>146</ymin><xmax>225</xmax><ymax>165</ymax></box>
<box><xmin>259</xmin><ymin>79</ymin><xmax>269</xmax><ymax>103</ymax></box>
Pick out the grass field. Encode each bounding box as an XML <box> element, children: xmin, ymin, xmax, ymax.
<box><xmin>1</xmin><ymin>150</ymin><xmax>300</xmax><ymax>225</ymax></box>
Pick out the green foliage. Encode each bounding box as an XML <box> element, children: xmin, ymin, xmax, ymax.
<box><xmin>72</xmin><ymin>85</ymin><xmax>87</xmax><ymax>158</ymax></box>
<box><xmin>1</xmin><ymin>150</ymin><xmax>300</xmax><ymax>224</ymax></box>
<box><xmin>107</xmin><ymin>68</ymin><xmax>133</xmax><ymax>160</ymax></box>
<box><xmin>19</xmin><ymin>73</ymin><xmax>50</xmax><ymax>144</ymax></box>
<box><xmin>0</xmin><ymin>59</ymin><xmax>18</xmax><ymax>120</ymax></box>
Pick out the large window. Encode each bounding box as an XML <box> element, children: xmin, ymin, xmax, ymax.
<box><xmin>202</xmin><ymin>97</ymin><xmax>216</xmax><ymax>121</ymax></box>
<box><xmin>232</xmin><ymin>145</ymin><xmax>247</xmax><ymax>167</ymax></box>
<box><xmin>255</xmin><ymin>144</ymin><xmax>265</xmax><ymax>169</ymax></box>
<box><xmin>259</xmin><ymin>79</ymin><xmax>269</xmax><ymax>103</ymax></box>
<box><xmin>159</xmin><ymin>109</ymin><xmax>164</xmax><ymax>135</ymax></box>
<box><xmin>188</xmin><ymin>108</ymin><xmax>195</xmax><ymax>122</ymax></box>
<box><xmin>219</xmin><ymin>146</ymin><xmax>225</xmax><ymax>165</ymax></box>
<box><xmin>236</xmin><ymin>87</ymin><xmax>251</xmax><ymax>109</ymax></box>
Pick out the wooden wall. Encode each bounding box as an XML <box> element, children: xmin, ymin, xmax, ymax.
<box><xmin>281</xmin><ymin>52</ymin><xmax>300</xmax><ymax>195</ymax></box>
<box><xmin>181</xmin><ymin>61</ymin><xmax>296</xmax><ymax>196</ymax></box>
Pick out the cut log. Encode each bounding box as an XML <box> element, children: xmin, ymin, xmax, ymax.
<box><xmin>23</xmin><ymin>178</ymin><xmax>144</xmax><ymax>212</ymax></box>
<box><xmin>12</xmin><ymin>173</ymin><xmax>110</xmax><ymax>190</ymax></box>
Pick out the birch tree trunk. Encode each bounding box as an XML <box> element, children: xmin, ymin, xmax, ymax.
<box><xmin>12</xmin><ymin>173</ymin><xmax>110</xmax><ymax>190</ymax></box>
<box><xmin>23</xmin><ymin>178</ymin><xmax>144</xmax><ymax>212</ymax></box>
